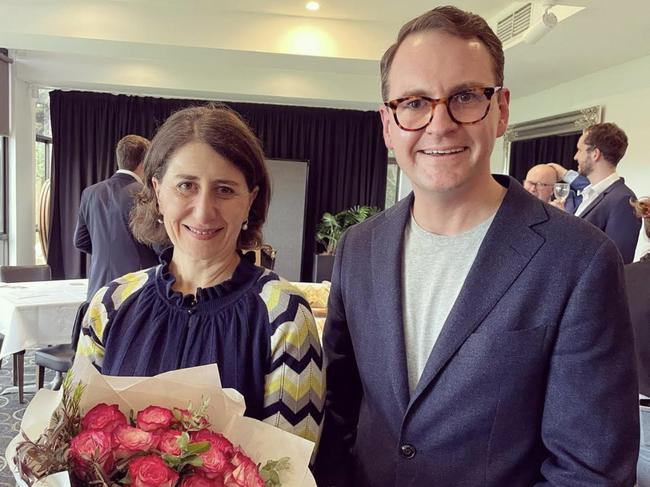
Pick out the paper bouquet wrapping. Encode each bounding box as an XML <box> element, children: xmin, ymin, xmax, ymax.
<box><xmin>6</xmin><ymin>355</ymin><xmax>316</xmax><ymax>487</ymax></box>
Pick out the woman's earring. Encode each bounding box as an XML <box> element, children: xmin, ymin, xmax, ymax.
<box><xmin>242</xmin><ymin>219</ymin><xmax>249</xmax><ymax>231</ymax></box>
<box><xmin>157</xmin><ymin>214</ymin><xmax>164</xmax><ymax>224</ymax></box>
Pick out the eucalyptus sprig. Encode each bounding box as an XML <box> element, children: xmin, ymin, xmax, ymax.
<box><xmin>14</xmin><ymin>375</ymin><xmax>85</xmax><ymax>485</ymax></box>
<box><xmin>259</xmin><ymin>457</ymin><xmax>291</xmax><ymax>487</ymax></box>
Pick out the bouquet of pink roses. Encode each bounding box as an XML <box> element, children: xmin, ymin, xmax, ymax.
<box><xmin>7</xmin><ymin>355</ymin><xmax>314</xmax><ymax>487</ymax></box>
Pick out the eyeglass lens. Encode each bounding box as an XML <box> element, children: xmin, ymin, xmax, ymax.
<box><xmin>393</xmin><ymin>88</ymin><xmax>495</xmax><ymax>130</ymax></box>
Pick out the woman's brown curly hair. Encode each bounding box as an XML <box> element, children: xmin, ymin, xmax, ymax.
<box><xmin>130</xmin><ymin>104</ymin><xmax>270</xmax><ymax>250</ymax></box>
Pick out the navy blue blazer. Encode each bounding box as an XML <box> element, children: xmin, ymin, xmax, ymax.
<box><xmin>573</xmin><ymin>178</ymin><xmax>640</xmax><ymax>264</ymax></box>
<box><xmin>625</xmin><ymin>257</ymin><xmax>650</xmax><ymax>396</ymax></box>
<box><xmin>74</xmin><ymin>172</ymin><xmax>159</xmax><ymax>299</ymax></box>
<box><xmin>564</xmin><ymin>173</ymin><xmax>589</xmax><ymax>213</ymax></box>
<box><xmin>314</xmin><ymin>176</ymin><xmax>638</xmax><ymax>487</ymax></box>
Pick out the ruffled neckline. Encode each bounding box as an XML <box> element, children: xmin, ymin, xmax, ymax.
<box><xmin>155</xmin><ymin>247</ymin><xmax>264</xmax><ymax>311</ymax></box>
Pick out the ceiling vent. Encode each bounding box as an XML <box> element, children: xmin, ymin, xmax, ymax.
<box><xmin>496</xmin><ymin>3</ymin><xmax>532</xmax><ymax>43</ymax></box>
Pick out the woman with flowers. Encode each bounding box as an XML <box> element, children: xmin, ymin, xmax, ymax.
<box><xmin>76</xmin><ymin>105</ymin><xmax>323</xmax><ymax>444</ymax></box>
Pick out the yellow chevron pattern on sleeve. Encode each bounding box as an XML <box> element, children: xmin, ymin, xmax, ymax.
<box><xmin>260</xmin><ymin>277</ymin><xmax>324</xmax><ymax>443</ymax></box>
<box><xmin>262</xmin><ymin>414</ymin><xmax>320</xmax><ymax>443</ymax></box>
<box><xmin>77</xmin><ymin>286</ymin><xmax>109</xmax><ymax>366</ymax></box>
<box><xmin>259</xmin><ymin>278</ymin><xmax>304</xmax><ymax>323</ymax></box>
<box><xmin>77</xmin><ymin>270</ymin><xmax>151</xmax><ymax>369</ymax></box>
<box><xmin>110</xmin><ymin>270</ymin><xmax>150</xmax><ymax>310</ymax></box>
<box><xmin>269</xmin><ymin>304</ymin><xmax>321</xmax><ymax>363</ymax></box>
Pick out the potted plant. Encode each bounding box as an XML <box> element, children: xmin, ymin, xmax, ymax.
<box><xmin>313</xmin><ymin>205</ymin><xmax>380</xmax><ymax>281</ymax></box>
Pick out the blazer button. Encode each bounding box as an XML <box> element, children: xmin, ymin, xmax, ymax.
<box><xmin>400</xmin><ymin>444</ymin><xmax>416</xmax><ymax>459</ymax></box>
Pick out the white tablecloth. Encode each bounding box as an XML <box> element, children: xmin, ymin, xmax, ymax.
<box><xmin>0</xmin><ymin>279</ymin><xmax>88</xmax><ymax>359</ymax></box>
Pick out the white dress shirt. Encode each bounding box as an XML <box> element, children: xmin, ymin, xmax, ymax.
<box><xmin>574</xmin><ymin>172</ymin><xmax>620</xmax><ymax>217</ymax></box>
<box><xmin>116</xmin><ymin>169</ymin><xmax>143</xmax><ymax>185</ymax></box>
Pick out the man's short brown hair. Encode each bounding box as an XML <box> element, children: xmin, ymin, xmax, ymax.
<box><xmin>584</xmin><ymin>123</ymin><xmax>628</xmax><ymax>166</ymax></box>
<box><xmin>380</xmin><ymin>5</ymin><xmax>504</xmax><ymax>101</ymax></box>
<box><xmin>116</xmin><ymin>135</ymin><xmax>150</xmax><ymax>171</ymax></box>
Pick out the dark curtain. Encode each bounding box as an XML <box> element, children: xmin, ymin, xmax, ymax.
<box><xmin>48</xmin><ymin>90</ymin><xmax>387</xmax><ymax>282</ymax></box>
<box><xmin>509</xmin><ymin>132</ymin><xmax>581</xmax><ymax>183</ymax></box>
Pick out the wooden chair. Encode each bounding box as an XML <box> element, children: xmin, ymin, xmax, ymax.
<box><xmin>0</xmin><ymin>264</ymin><xmax>52</xmax><ymax>403</ymax></box>
<box><xmin>35</xmin><ymin>301</ymin><xmax>89</xmax><ymax>390</ymax></box>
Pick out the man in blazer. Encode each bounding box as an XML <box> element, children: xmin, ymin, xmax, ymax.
<box><xmin>551</xmin><ymin>124</ymin><xmax>641</xmax><ymax>263</ymax></box>
<box><xmin>75</xmin><ymin>135</ymin><xmax>159</xmax><ymax>299</ymax></box>
<box><xmin>314</xmin><ymin>6</ymin><xmax>639</xmax><ymax>487</ymax></box>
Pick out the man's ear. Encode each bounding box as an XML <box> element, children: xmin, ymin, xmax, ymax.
<box><xmin>496</xmin><ymin>88</ymin><xmax>510</xmax><ymax>138</ymax></box>
<box><xmin>379</xmin><ymin>105</ymin><xmax>393</xmax><ymax>150</ymax></box>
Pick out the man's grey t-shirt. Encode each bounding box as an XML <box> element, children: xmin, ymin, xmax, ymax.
<box><xmin>402</xmin><ymin>212</ymin><xmax>494</xmax><ymax>394</ymax></box>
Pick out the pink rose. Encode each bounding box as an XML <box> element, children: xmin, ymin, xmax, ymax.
<box><xmin>81</xmin><ymin>403</ymin><xmax>127</xmax><ymax>433</ymax></box>
<box><xmin>225</xmin><ymin>457</ymin><xmax>264</xmax><ymax>487</ymax></box>
<box><xmin>196</xmin><ymin>444</ymin><xmax>231</xmax><ymax>479</ymax></box>
<box><xmin>112</xmin><ymin>425</ymin><xmax>157</xmax><ymax>459</ymax></box>
<box><xmin>180</xmin><ymin>471</ymin><xmax>225</xmax><ymax>487</ymax></box>
<box><xmin>157</xmin><ymin>429</ymin><xmax>183</xmax><ymax>456</ymax></box>
<box><xmin>191</xmin><ymin>429</ymin><xmax>234</xmax><ymax>457</ymax></box>
<box><xmin>69</xmin><ymin>430</ymin><xmax>115</xmax><ymax>481</ymax></box>
<box><xmin>128</xmin><ymin>454</ymin><xmax>179</xmax><ymax>487</ymax></box>
<box><xmin>136</xmin><ymin>405</ymin><xmax>174</xmax><ymax>432</ymax></box>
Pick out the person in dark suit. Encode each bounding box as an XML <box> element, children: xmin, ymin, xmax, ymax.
<box><xmin>313</xmin><ymin>6</ymin><xmax>639</xmax><ymax>487</ymax></box>
<box><xmin>626</xmin><ymin>198</ymin><xmax>650</xmax><ymax>486</ymax></box>
<box><xmin>549</xmin><ymin>124</ymin><xmax>641</xmax><ymax>263</ymax></box>
<box><xmin>74</xmin><ymin>135</ymin><xmax>159</xmax><ymax>298</ymax></box>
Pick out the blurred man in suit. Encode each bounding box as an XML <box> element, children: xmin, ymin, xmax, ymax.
<box><xmin>523</xmin><ymin>163</ymin><xmax>556</xmax><ymax>202</ymax></box>
<box><xmin>625</xmin><ymin>197</ymin><xmax>650</xmax><ymax>486</ymax></box>
<box><xmin>75</xmin><ymin>135</ymin><xmax>159</xmax><ymax>299</ymax></box>
<box><xmin>550</xmin><ymin>123</ymin><xmax>641</xmax><ymax>263</ymax></box>
<box><xmin>314</xmin><ymin>6</ymin><xmax>638</xmax><ymax>487</ymax></box>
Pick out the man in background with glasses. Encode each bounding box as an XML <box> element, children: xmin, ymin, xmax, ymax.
<box><xmin>315</xmin><ymin>5</ymin><xmax>638</xmax><ymax>487</ymax></box>
<box><xmin>523</xmin><ymin>163</ymin><xmax>557</xmax><ymax>202</ymax></box>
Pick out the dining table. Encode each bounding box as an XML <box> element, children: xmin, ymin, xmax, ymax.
<box><xmin>0</xmin><ymin>278</ymin><xmax>88</xmax><ymax>360</ymax></box>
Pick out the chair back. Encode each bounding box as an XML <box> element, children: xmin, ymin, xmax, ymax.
<box><xmin>71</xmin><ymin>301</ymin><xmax>90</xmax><ymax>351</ymax></box>
<box><xmin>0</xmin><ymin>264</ymin><xmax>52</xmax><ymax>283</ymax></box>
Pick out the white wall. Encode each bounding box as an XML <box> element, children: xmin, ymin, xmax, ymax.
<box><xmin>493</xmin><ymin>53</ymin><xmax>650</xmax><ymax>260</ymax></box>
<box><xmin>8</xmin><ymin>73</ymin><xmax>35</xmax><ymax>265</ymax></box>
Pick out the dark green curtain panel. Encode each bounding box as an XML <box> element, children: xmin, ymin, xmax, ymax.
<box><xmin>48</xmin><ymin>90</ymin><xmax>387</xmax><ymax>281</ymax></box>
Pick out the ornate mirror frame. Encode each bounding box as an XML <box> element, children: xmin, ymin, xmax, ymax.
<box><xmin>502</xmin><ymin>105</ymin><xmax>603</xmax><ymax>173</ymax></box>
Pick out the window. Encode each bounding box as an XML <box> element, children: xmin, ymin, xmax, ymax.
<box><xmin>35</xmin><ymin>89</ymin><xmax>52</xmax><ymax>264</ymax></box>
<box><xmin>385</xmin><ymin>156</ymin><xmax>401</xmax><ymax>209</ymax></box>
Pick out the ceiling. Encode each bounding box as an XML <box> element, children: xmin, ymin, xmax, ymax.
<box><xmin>2</xmin><ymin>0</ymin><xmax>650</xmax><ymax>109</ymax></box>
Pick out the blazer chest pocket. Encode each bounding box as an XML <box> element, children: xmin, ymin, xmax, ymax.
<box><xmin>457</xmin><ymin>323</ymin><xmax>551</xmax><ymax>361</ymax></box>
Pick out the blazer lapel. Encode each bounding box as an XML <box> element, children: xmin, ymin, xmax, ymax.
<box><xmin>409</xmin><ymin>177</ymin><xmax>547</xmax><ymax>408</ymax></box>
<box><xmin>578</xmin><ymin>178</ymin><xmax>624</xmax><ymax>219</ymax></box>
<box><xmin>371</xmin><ymin>194</ymin><xmax>413</xmax><ymax>415</ymax></box>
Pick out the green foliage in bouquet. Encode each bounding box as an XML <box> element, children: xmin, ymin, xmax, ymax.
<box><xmin>14</xmin><ymin>379</ymin><xmax>294</xmax><ymax>487</ymax></box>
<box><xmin>316</xmin><ymin>205</ymin><xmax>380</xmax><ymax>255</ymax></box>
<box><xmin>14</xmin><ymin>374</ymin><xmax>85</xmax><ymax>485</ymax></box>
<box><xmin>259</xmin><ymin>457</ymin><xmax>291</xmax><ymax>487</ymax></box>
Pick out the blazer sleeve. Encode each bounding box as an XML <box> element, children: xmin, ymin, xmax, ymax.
<box><xmin>74</xmin><ymin>192</ymin><xmax>92</xmax><ymax>254</ymax></box>
<box><xmin>603</xmin><ymin>199</ymin><xmax>642</xmax><ymax>264</ymax></box>
<box><xmin>313</xmin><ymin>230</ymin><xmax>363</xmax><ymax>487</ymax></box>
<box><xmin>535</xmin><ymin>238</ymin><xmax>639</xmax><ymax>486</ymax></box>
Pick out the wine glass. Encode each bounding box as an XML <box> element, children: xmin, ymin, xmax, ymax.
<box><xmin>553</xmin><ymin>182</ymin><xmax>570</xmax><ymax>203</ymax></box>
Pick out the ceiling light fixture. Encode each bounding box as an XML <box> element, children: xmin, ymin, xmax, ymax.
<box><xmin>306</xmin><ymin>1</ymin><xmax>320</xmax><ymax>11</ymax></box>
<box><xmin>523</xmin><ymin>1</ymin><xmax>558</xmax><ymax>44</ymax></box>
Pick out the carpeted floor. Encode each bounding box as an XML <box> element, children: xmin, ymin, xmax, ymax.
<box><xmin>0</xmin><ymin>352</ymin><xmax>55</xmax><ymax>487</ymax></box>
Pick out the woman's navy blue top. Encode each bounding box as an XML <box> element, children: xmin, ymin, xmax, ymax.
<box><xmin>78</xmin><ymin>249</ymin><xmax>324</xmax><ymax>442</ymax></box>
